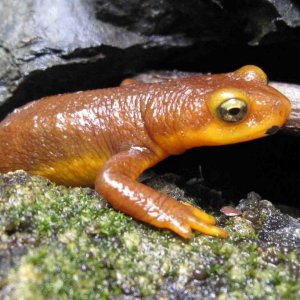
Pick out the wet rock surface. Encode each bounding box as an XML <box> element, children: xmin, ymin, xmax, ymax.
<box><xmin>0</xmin><ymin>171</ymin><xmax>299</xmax><ymax>299</ymax></box>
<box><xmin>1</xmin><ymin>0</ymin><xmax>300</xmax><ymax>120</ymax></box>
<box><xmin>238</xmin><ymin>192</ymin><xmax>300</xmax><ymax>253</ymax></box>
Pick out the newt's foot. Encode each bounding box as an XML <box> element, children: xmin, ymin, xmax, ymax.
<box><xmin>165</xmin><ymin>202</ymin><xmax>229</xmax><ymax>239</ymax></box>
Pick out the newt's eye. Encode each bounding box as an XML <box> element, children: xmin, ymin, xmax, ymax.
<box><xmin>217</xmin><ymin>98</ymin><xmax>248</xmax><ymax>122</ymax></box>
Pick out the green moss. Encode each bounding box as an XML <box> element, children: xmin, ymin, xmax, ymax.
<box><xmin>0</xmin><ymin>171</ymin><xmax>299</xmax><ymax>299</ymax></box>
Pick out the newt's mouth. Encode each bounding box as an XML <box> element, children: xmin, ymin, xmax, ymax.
<box><xmin>265</xmin><ymin>125</ymin><xmax>280</xmax><ymax>135</ymax></box>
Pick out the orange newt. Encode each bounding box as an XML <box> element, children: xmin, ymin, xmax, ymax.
<box><xmin>0</xmin><ymin>66</ymin><xmax>291</xmax><ymax>238</ymax></box>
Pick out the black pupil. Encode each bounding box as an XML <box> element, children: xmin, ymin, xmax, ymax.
<box><xmin>228</xmin><ymin>107</ymin><xmax>240</xmax><ymax>116</ymax></box>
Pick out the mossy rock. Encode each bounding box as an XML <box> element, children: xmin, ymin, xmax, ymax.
<box><xmin>0</xmin><ymin>171</ymin><xmax>299</xmax><ymax>299</ymax></box>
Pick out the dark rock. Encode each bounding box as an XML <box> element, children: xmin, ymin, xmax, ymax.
<box><xmin>223</xmin><ymin>0</ymin><xmax>300</xmax><ymax>45</ymax></box>
<box><xmin>237</xmin><ymin>193</ymin><xmax>300</xmax><ymax>253</ymax></box>
<box><xmin>0</xmin><ymin>0</ymin><xmax>146</xmax><ymax>119</ymax></box>
<box><xmin>1</xmin><ymin>0</ymin><xmax>300</xmax><ymax>120</ymax></box>
<box><xmin>92</xmin><ymin>0</ymin><xmax>226</xmax><ymax>36</ymax></box>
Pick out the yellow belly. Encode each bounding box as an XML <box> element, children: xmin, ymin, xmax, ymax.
<box><xmin>33</xmin><ymin>153</ymin><xmax>107</xmax><ymax>187</ymax></box>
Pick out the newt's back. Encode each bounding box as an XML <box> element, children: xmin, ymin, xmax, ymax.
<box><xmin>0</xmin><ymin>87</ymin><xmax>148</xmax><ymax>186</ymax></box>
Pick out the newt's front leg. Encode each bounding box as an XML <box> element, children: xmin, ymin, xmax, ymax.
<box><xmin>95</xmin><ymin>148</ymin><xmax>228</xmax><ymax>238</ymax></box>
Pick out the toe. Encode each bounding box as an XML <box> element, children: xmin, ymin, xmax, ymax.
<box><xmin>191</xmin><ymin>207</ymin><xmax>217</xmax><ymax>225</ymax></box>
<box><xmin>188</xmin><ymin>216</ymin><xmax>229</xmax><ymax>238</ymax></box>
<box><xmin>182</xmin><ymin>203</ymin><xmax>216</xmax><ymax>225</ymax></box>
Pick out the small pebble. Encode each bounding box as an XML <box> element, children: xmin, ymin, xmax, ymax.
<box><xmin>220</xmin><ymin>206</ymin><xmax>242</xmax><ymax>216</ymax></box>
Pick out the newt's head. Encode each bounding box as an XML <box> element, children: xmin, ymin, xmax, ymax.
<box><xmin>181</xmin><ymin>65</ymin><xmax>291</xmax><ymax>149</ymax></box>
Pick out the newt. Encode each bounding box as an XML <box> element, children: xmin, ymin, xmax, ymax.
<box><xmin>0</xmin><ymin>65</ymin><xmax>291</xmax><ymax>238</ymax></box>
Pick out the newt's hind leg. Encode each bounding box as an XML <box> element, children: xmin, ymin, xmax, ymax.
<box><xmin>95</xmin><ymin>148</ymin><xmax>228</xmax><ymax>239</ymax></box>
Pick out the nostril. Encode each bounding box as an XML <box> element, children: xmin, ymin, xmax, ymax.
<box><xmin>265</xmin><ymin>125</ymin><xmax>280</xmax><ymax>135</ymax></box>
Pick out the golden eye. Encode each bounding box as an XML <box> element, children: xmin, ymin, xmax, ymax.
<box><xmin>217</xmin><ymin>98</ymin><xmax>248</xmax><ymax>122</ymax></box>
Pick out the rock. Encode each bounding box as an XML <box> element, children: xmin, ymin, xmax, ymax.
<box><xmin>1</xmin><ymin>0</ymin><xmax>299</xmax><ymax>120</ymax></box>
<box><xmin>0</xmin><ymin>0</ymin><xmax>146</xmax><ymax>119</ymax></box>
<box><xmin>269</xmin><ymin>82</ymin><xmax>300</xmax><ymax>136</ymax></box>
<box><xmin>238</xmin><ymin>192</ymin><xmax>300</xmax><ymax>253</ymax></box>
<box><xmin>0</xmin><ymin>171</ymin><xmax>299</xmax><ymax>299</ymax></box>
